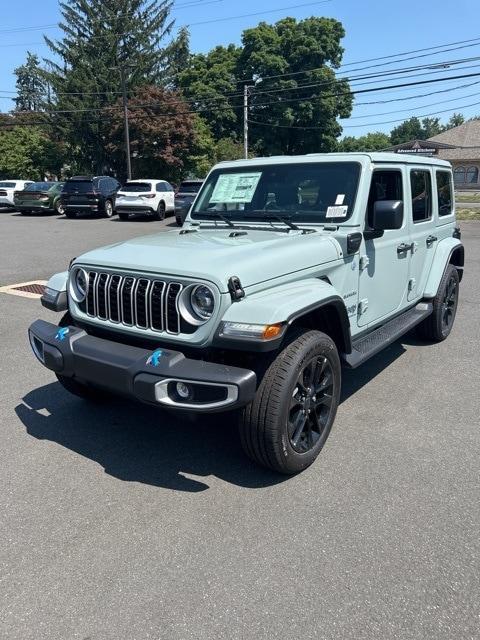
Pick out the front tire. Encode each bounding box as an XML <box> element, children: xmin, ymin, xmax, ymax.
<box><xmin>417</xmin><ymin>264</ymin><xmax>459</xmax><ymax>341</ymax></box>
<box><xmin>239</xmin><ymin>330</ymin><xmax>341</xmax><ymax>474</ymax></box>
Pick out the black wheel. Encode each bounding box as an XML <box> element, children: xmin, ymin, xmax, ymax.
<box><xmin>55</xmin><ymin>200</ymin><xmax>65</xmax><ymax>215</ymax></box>
<box><xmin>20</xmin><ymin>210</ymin><xmax>32</xmax><ymax>215</ymax></box>
<box><xmin>103</xmin><ymin>199</ymin><xmax>114</xmax><ymax>218</ymax></box>
<box><xmin>417</xmin><ymin>264</ymin><xmax>459</xmax><ymax>341</ymax></box>
<box><xmin>118</xmin><ymin>211</ymin><xmax>130</xmax><ymax>221</ymax></box>
<box><xmin>239</xmin><ymin>330</ymin><xmax>341</xmax><ymax>474</ymax></box>
<box><xmin>64</xmin><ymin>210</ymin><xmax>77</xmax><ymax>219</ymax></box>
<box><xmin>176</xmin><ymin>215</ymin><xmax>183</xmax><ymax>226</ymax></box>
<box><xmin>155</xmin><ymin>201</ymin><xmax>166</xmax><ymax>220</ymax></box>
<box><xmin>55</xmin><ymin>312</ymin><xmax>106</xmax><ymax>402</ymax></box>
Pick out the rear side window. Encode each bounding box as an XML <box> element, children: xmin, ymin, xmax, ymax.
<box><xmin>366</xmin><ymin>170</ymin><xmax>403</xmax><ymax>229</ymax></box>
<box><xmin>436</xmin><ymin>171</ymin><xmax>453</xmax><ymax>216</ymax></box>
<box><xmin>156</xmin><ymin>183</ymin><xmax>166</xmax><ymax>192</ymax></box>
<box><xmin>0</xmin><ymin>182</ymin><xmax>16</xmax><ymax>188</ymax></box>
<box><xmin>410</xmin><ymin>170</ymin><xmax>432</xmax><ymax>223</ymax></box>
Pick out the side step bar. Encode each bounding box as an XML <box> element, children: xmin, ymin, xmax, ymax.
<box><xmin>343</xmin><ymin>302</ymin><xmax>433</xmax><ymax>369</ymax></box>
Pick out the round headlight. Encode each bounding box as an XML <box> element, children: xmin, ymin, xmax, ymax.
<box><xmin>70</xmin><ymin>267</ymin><xmax>88</xmax><ymax>303</ymax></box>
<box><xmin>191</xmin><ymin>285</ymin><xmax>215</xmax><ymax>320</ymax></box>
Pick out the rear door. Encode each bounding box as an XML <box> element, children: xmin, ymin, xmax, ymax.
<box><xmin>357</xmin><ymin>166</ymin><xmax>411</xmax><ymax>327</ymax></box>
<box><xmin>406</xmin><ymin>167</ymin><xmax>437</xmax><ymax>302</ymax></box>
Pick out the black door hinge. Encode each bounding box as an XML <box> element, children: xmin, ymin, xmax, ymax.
<box><xmin>228</xmin><ymin>276</ymin><xmax>245</xmax><ymax>301</ymax></box>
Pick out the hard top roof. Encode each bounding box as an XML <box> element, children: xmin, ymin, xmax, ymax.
<box><xmin>216</xmin><ymin>152</ymin><xmax>451</xmax><ymax>169</ymax></box>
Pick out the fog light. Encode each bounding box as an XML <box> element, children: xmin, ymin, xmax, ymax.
<box><xmin>176</xmin><ymin>382</ymin><xmax>192</xmax><ymax>400</ymax></box>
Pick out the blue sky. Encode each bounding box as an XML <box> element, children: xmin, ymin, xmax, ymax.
<box><xmin>1</xmin><ymin>0</ymin><xmax>479</xmax><ymax>136</ymax></box>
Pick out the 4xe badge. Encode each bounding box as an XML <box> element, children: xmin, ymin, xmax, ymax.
<box><xmin>146</xmin><ymin>349</ymin><xmax>163</xmax><ymax>367</ymax></box>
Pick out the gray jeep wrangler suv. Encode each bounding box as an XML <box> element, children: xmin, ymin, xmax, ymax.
<box><xmin>29</xmin><ymin>153</ymin><xmax>464</xmax><ymax>474</ymax></box>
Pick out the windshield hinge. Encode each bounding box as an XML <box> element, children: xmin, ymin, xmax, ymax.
<box><xmin>228</xmin><ymin>276</ymin><xmax>245</xmax><ymax>301</ymax></box>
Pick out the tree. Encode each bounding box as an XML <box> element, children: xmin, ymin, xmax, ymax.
<box><xmin>338</xmin><ymin>132</ymin><xmax>390</xmax><ymax>152</ymax></box>
<box><xmin>240</xmin><ymin>17</ymin><xmax>353</xmax><ymax>155</ymax></box>
<box><xmin>44</xmin><ymin>0</ymin><xmax>186</xmax><ymax>174</ymax></box>
<box><xmin>390</xmin><ymin>116</ymin><xmax>443</xmax><ymax>145</ymax></box>
<box><xmin>14</xmin><ymin>52</ymin><xmax>47</xmax><ymax>112</ymax></box>
<box><xmin>445</xmin><ymin>113</ymin><xmax>465</xmax><ymax>129</ymax></box>
<box><xmin>177</xmin><ymin>44</ymin><xmax>242</xmax><ymax>141</ymax></box>
<box><xmin>0</xmin><ymin>126</ymin><xmax>63</xmax><ymax>180</ymax></box>
<box><xmin>107</xmin><ymin>86</ymin><xmax>195</xmax><ymax>182</ymax></box>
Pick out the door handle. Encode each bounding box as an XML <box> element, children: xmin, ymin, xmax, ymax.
<box><xmin>397</xmin><ymin>242</ymin><xmax>414</xmax><ymax>254</ymax></box>
<box><xmin>426</xmin><ymin>235</ymin><xmax>437</xmax><ymax>246</ymax></box>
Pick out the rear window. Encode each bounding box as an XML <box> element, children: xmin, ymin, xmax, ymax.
<box><xmin>63</xmin><ymin>180</ymin><xmax>94</xmax><ymax>193</ymax></box>
<box><xmin>178</xmin><ymin>181</ymin><xmax>202</xmax><ymax>193</ymax></box>
<box><xmin>25</xmin><ymin>182</ymin><xmax>57</xmax><ymax>192</ymax></box>
<box><xmin>0</xmin><ymin>182</ymin><xmax>16</xmax><ymax>188</ymax></box>
<box><xmin>121</xmin><ymin>182</ymin><xmax>152</xmax><ymax>192</ymax></box>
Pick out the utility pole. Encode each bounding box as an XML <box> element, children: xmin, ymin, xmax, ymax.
<box><xmin>243</xmin><ymin>85</ymin><xmax>253</xmax><ymax>159</ymax></box>
<box><xmin>119</xmin><ymin>66</ymin><xmax>132</xmax><ymax>180</ymax></box>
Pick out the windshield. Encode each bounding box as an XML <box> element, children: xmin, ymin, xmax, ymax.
<box><xmin>121</xmin><ymin>182</ymin><xmax>152</xmax><ymax>192</ymax></box>
<box><xmin>0</xmin><ymin>182</ymin><xmax>16</xmax><ymax>188</ymax></box>
<box><xmin>191</xmin><ymin>162</ymin><xmax>361</xmax><ymax>224</ymax></box>
<box><xmin>63</xmin><ymin>180</ymin><xmax>94</xmax><ymax>193</ymax></box>
<box><xmin>25</xmin><ymin>182</ymin><xmax>57</xmax><ymax>192</ymax></box>
<box><xmin>178</xmin><ymin>181</ymin><xmax>203</xmax><ymax>194</ymax></box>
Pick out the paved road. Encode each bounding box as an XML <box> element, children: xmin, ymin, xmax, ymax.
<box><xmin>1</xmin><ymin>211</ymin><xmax>479</xmax><ymax>640</ymax></box>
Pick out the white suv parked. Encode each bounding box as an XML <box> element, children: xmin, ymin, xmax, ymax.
<box><xmin>0</xmin><ymin>180</ymin><xmax>34</xmax><ymax>208</ymax></box>
<box><xmin>115</xmin><ymin>179</ymin><xmax>175</xmax><ymax>220</ymax></box>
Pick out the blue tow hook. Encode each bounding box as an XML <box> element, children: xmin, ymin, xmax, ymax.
<box><xmin>55</xmin><ymin>327</ymin><xmax>69</xmax><ymax>341</ymax></box>
<box><xmin>147</xmin><ymin>349</ymin><xmax>163</xmax><ymax>367</ymax></box>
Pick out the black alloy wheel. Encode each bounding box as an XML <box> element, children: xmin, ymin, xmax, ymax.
<box><xmin>441</xmin><ymin>272</ymin><xmax>458</xmax><ymax>334</ymax></box>
<box><xmin>288</xmin><ymin>355</ymin><xmax>334</xmax><ymax>453</ymax></box>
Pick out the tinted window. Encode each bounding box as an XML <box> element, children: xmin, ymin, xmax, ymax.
<box><xmin>410</xmin><ymin>170</ymin><xmax>432</xmax><ymax>223</ymax></box>
<box><xmin>156</xmin><ymin>183</ymin><xmax>166</xmax><ymax>192</ymax></box>
<box><xmin>63</xmin><ymin>180</ymin><xmax>94</xmax><ymax>193</ymax></box>
<box><xmin>0</xmin><ymin>182</ymin><xmax>16</xmax><ymax>188</ymax></box>
<box><xmin>366</xmin><ymin>170</ymin><xmax>403</xmax><ymax>229</ymax></box>
<box><xmin>25</xmin><ymin>182</ymin><xmax>57</xmax><ymax>192</ymax></box>
<box><xmin>436</xmin><ymin>171</ymin><xmax>453</xmax><ymax>217</ymax></box>
<box><xmin>179</xmin><ymin>181</ymin><xmax>203</xmax><ymax>193</ymax></box>
<box><xmin>123</xmin><ymin>182</ymin><xmax>152</xmax><ymax>192</ymax></box>
<box><xmin>192</xmin><ymin>163</ymin><xmax>360</xmax><ymax>223</ymax></box>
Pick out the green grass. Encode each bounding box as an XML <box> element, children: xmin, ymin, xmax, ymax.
<box><xmin>456</xmin><ymin>208</ymin><xmax>480</xmax><ymax>220</ymax></box>
<box><xmin>456</xmin><ymin>194</ymin><xmax>480</xmax><ymax>203</ymax></box>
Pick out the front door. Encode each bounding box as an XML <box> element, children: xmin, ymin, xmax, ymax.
<box><xmin>357</xmin><ymin>167</ymin><xmax>410</xmax><ymax>327</ymax></box>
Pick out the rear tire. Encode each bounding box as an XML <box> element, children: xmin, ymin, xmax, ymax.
<box><xmin>239</xmin><ymin>330</ymin><xmax>341</xmax><ymax>474</ymax></box>
<box><xmin>103</xmin><ymin>199</ymin><xmax>114</xmax><ymax>218</ymax></box>
<box><xmin>417</xmin><ymin>264</ymin><xmax>459</xmax><ymax>341</ymax></box>
<box><xmin>20</xmin><ymin>210</ymin><xmax>32</xmax><ymax>215</ymax></box>
<box><xmin>55</xmin><ymin>200</ymin><xmax>64</xmax><ymax>215</ymax></box>
<box><xmin>64</xmin><ymin>210</ymin><xmax>77</xmax><ymax>219</ymax></box>
<box><xmin>118</xmin><ymin>211</ymin><xmax>130</xmax><ymax>221</ymax></box>
<box><xmin>155</xmin><ymin>201</ymin><xmax>166</xmax><ymax>220</ymax></box>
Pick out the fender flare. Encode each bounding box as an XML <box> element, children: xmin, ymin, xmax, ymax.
<box><xmin>424</xmin><ymin>239</ymin><xmax>464</xmax><ymax>298</ymax></box>
<box><xmin>216</xmin><ymin>278</ymin><xmax>351</xmax><ymax>353</ymax></box>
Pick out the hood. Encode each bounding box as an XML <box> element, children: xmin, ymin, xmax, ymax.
<box><xmin>76</xmin><ymin>227</ymin><xmax>341</xmax><ymax>292</ymax></box>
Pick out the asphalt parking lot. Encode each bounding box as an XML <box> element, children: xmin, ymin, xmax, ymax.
<box><xmin>1</xmin><ymin>210</ymin><xmax>479</xmax><ymax>640</ymax></box>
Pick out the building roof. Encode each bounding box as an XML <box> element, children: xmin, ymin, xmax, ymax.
<box><xmin>428</xmin><ymin>119</ymin><xmax>480</xmax><ymax>160</ymax></box>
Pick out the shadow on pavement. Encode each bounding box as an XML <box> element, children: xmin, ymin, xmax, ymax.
<box><xmin>15</xmin><ymin>382</ymin><xmax>287</xmax><ymax>492</ymax></box>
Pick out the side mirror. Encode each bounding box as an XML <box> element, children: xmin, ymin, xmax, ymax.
<box><xmin>372</xmin><ymin>200</ymin><xmax>403</xmax><ymax>231</ymax></box>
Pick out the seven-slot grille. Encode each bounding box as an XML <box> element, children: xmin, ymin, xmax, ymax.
<box><xmin>83</xmin><ymin>270</ymin><xmax>184</xmax><ymax>334</ymax></box>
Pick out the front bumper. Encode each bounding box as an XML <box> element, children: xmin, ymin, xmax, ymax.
<box><xmin>28</xmin><ymin>319</ymin><xmax>257</xmax><ymax>412</ymax></box>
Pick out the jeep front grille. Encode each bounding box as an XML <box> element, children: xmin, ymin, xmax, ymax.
<box><xmin>83</xmin><ymin>271</ymin><xmax>183</xmax><ymax>334</ymax></box>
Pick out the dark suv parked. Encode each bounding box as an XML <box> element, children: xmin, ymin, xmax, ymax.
<box><xmin>61</xmin><ymin>176</ymin><xmax>120</xmax><ymax>218</ymax></box>
<box><xmin>175</xmin><ymin>179</ymin><xmax>204</xmax><ymax>225</ymax></box>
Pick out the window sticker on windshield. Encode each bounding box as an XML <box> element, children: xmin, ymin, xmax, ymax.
<box><xmin>326</xmin><ymin>205</ymin><xmax>348</xmax><ymax>218</ymax></box>
<box><xmin>210</xmin><ymin>172</ymin><xmax>262</xmax><ymax>203</ymax></box>
<box><xmin>335</xmin><ymin>194</ymin><xmax>345</xmax><ymax>205</ymax></box>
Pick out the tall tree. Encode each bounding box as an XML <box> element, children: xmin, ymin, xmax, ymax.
<box><xmin>0</xmin><ymin>126</ymin><xmax>63</xmax><ymax>180</ymax></box>
<box><xmin>390</xmin><ymin>116</ymin><xmax>443</xmax><ymax>145</ymax></box>
<box><xmin>44</xmin><ymin>0</ymin><xmax>185</xmax><ymax>174</ymax></box>
<box><xmin>106</xmin><ymin>85</ymin><xmax>195</xmax><ymax>182</ymax></box>
<box><xmin>240</xmin><ymin>17</ymin><xmax>353</xmax><ymax>155</ymax></box>
<box><xmin>14</xmin><ymin>52</ymin><xmax>47</xmax><ymax>112</ymax></box>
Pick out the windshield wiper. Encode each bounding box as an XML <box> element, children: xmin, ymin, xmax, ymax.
<box><xmin>194</xmin><ymin>211</ymin><xmax>235</xmax><ymax>227</ymax></box>
<box><xmin>256</xmin><ymin>213</ymin><xmax>301</xmax><ymax>231</ymax></box>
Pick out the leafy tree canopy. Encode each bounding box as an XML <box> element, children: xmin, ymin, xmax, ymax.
<box><xmin>0</xmin><ymin>126</ymin><xmax>63</xmax><ymax>180</ymax></box>
<box><xmin>338</xmin><ymin>131</ymin><xmax>390</xmax><ymax>152</ymax></box>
